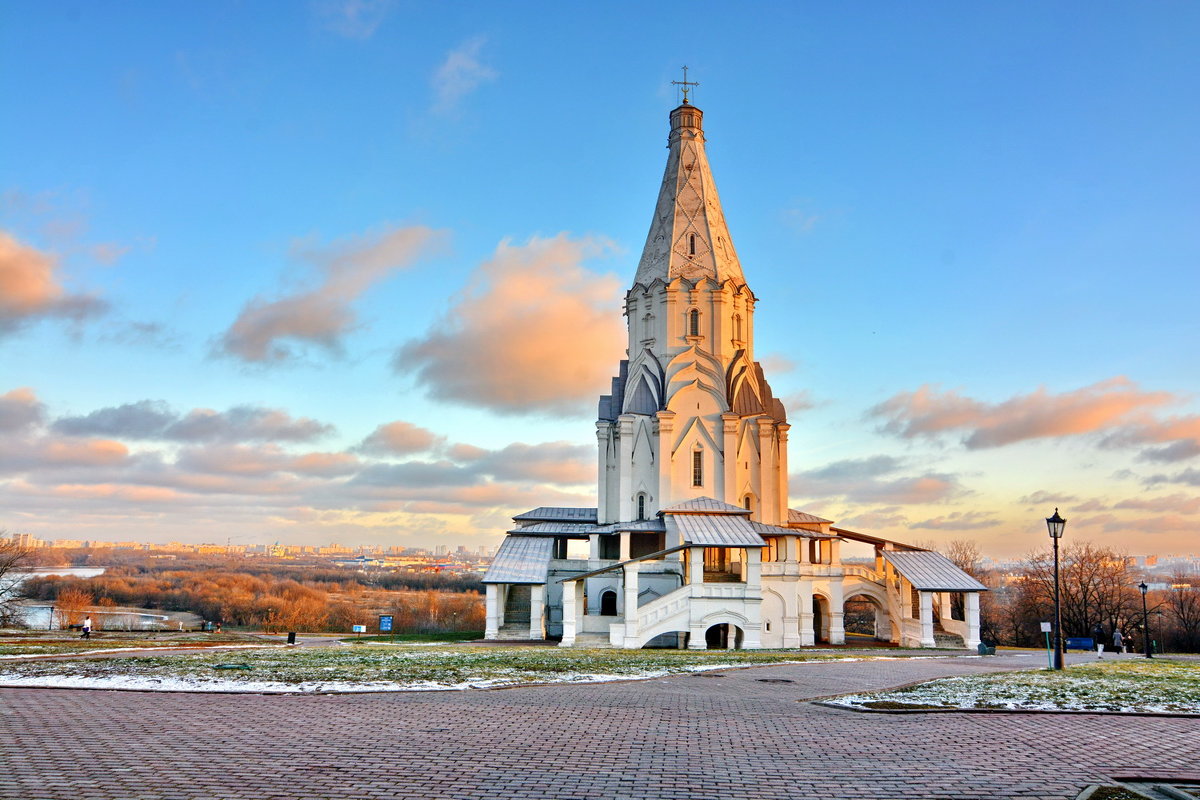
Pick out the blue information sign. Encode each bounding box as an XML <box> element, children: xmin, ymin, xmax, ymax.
<box><xmin>379</xmin><ymin>615</ymin><xmax>393</xmax><ymax>632</ymax></box>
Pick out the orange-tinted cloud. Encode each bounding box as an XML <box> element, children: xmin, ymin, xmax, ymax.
<box><xmin>790</xmin><ymin>456</ymin><xmax>964</xmax><ymax>505</ymax></box>
<box><xmin>395</xmin><ymin>234</ymin><xmax>625</xmax><ymax>416</ymax></box>
<box><xmin>910</xmin><ymin>510</ymin><xmax>1003</xmax><ymax>530</ymax></box>
<box><xmin>1104</xmin><ymin>415</ymin><xmax>1200</xmax><ymax>462</ymax></box>
<box><xmin>218</xmin><ymin>223</ymin><xmax>445</xmax><ymax>362</ymax></box>
<box><xmin>53</xmin><ymin>401</ymin><xmax>332</xmax><ymax>442</ymax></box>
<box><xmin>1113</xmin><ymin>493</ymin><xmax>1200</xmax><ymax>514</ymax></box>
<box><xmin>870</xmin><ymin>377</ymin><xmax>1174</xmax><ymax>449</ymax></box>
<box><xmin>357</xmin><ymin>420</ymin><xmax>444</xmax><ymax>455</ymax></box>
<box><xmin>0</xmin><ymin>231</ymin><xmax>105</xmax><ymax>333</ymax></box>
<box><xmin>0</xmin><ymin>387</ymin><xmax>44</xmax><ymax>431</ymax></box>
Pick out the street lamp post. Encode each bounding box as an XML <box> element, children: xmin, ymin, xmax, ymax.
<box><xmin>1046</xmin><ymin>508</ymin><xmax>1067</xmax><ymax>670</ymax></box>
<box><xmin>1139</xmin><ymin>581</ymin><xmax>1153</xmax><ymax>659</ymax></box>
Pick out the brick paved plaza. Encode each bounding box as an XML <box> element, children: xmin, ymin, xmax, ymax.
<box><xmin>2</xmin><ymin>652</ymin><xmax>1197</xmax><ymax>800</ymax></box>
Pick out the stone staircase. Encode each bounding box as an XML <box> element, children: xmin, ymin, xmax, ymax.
<box><xmin>933</xmin><ymin>626</ymin><xmax>965</xmax><ymax>649</ymax></box>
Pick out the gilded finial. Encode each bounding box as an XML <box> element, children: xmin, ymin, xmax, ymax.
<box><xmin>671</xmin><ymin>65</ymin><xmax>699</xmax><ymax>104</ymax></box>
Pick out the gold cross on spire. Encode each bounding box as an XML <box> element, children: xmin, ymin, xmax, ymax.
<box><xmin>671</xmin><ymin>65</ymin><xmax>699</xmax><ymax>104</ymax></box>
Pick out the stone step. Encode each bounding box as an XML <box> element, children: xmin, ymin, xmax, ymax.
<box><xmin>570</xmin><ymin>633</ymin><xmax>614</xmax><ymax>648</ymax></box>
<box><xmin>497</xmin><ymin>624</ymin><xmax>536</xmax><ymax>639</ymax></box>
<box><xmin>933</xmin><ymin>630</ymin><xmax>966</xmax><ymax>648</ymax></box>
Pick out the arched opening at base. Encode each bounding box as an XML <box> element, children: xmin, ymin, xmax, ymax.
<box><xmin>599</xmin><ymin>590</ymin><xmax>618</xmax><ymax>616</ymax></box>
<box><xmin>704</xmin><ymin>623</ymin><xmax>744</xmax><ymax>650</ymax></box>
<box><xmin>812</xmin><ymin>595</ymin><xmax>830</xmax><ymax>644</ymax></box>
<box><xmin>844</xmin><ymin>593</ymin><xmax>889</xmax><ymax>643</ymax></box>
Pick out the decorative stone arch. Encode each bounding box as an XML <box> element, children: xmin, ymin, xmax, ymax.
<box><xmin>599</xmin><ymin>589</ymin><xmax>618</xmax><ymax>616</ymax></box>
<box><xmin>843</xmin><ymin>589</ymin><xmax>892</xmax><ymax>642</ymax></box>
<box><xmin>811</xmin><ymin>590</ymin><xmax>833</xmax><ymax>644</ymax></box>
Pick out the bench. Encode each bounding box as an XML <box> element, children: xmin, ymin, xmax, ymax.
<box><xmin>1064</xmin><ymin>637</ymin><xmax>1094</xmax><ymax>650</ymax></box>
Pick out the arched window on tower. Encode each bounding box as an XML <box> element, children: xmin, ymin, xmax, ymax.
<box><xmin>692</xmin><ymin>449</ymin><xmax>703</xmax><ymax>487</ymax></box>
<box><xmin>688</xmin><ymin>308</ymin><xmax>700</xmax><ymax>337</ymax></box>
<box><xmin>636</xmin><ymin>493</ymin><xmax>647</xmax><ymax>521</ymax></box>
<box><xmin>743</xmin><ymin>494</ymin><xmax>753</xmax><ymax>512</ymax></box>
<box><xmin>689</xmin><ymin>234</ymin><xmax>696</xmax><ymax>255</ymax></box>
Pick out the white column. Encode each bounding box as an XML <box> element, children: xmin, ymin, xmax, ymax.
<box><xmin>781</xmin><ymin>577</ymin><xmax>801</xmax><ymax>649</ymax></box>
<box><xmin>775</xmin><ymin>423</ymin><xmax>790</xmax><ymax>524</ymax></box>
<box><xmin>559</xmin><ymin>580</ymin><xmax>578</xmax><ymax>647</ymax></box>
<box><xmin>721</xmin><ymin>413</ymin><xmax>738</xmax><ymax>508</ymax></box>
<box><xmin>688</xmin><ymin>623</ymin><xmax>706</xmax><ymax>649</ymax></box>
<box><xmin>529</xmin><ymin>584</ymin><xmax>545</xmax><ymax>640</ymax></box>
<box><xmin>919</xmin><ymin>591</ymin><xmax>935</xmax><ymax>648</ymax></box>
<box><xmin>595</xmin><ymin>424</ymin><xmax>611</xmax><ymax>524</ymax></box>
<box><xmin>939</xmin><ymin>591</ymin><xmax>953</xmax><ymax>624</ymax></box>
<box><xmin>619</xmin><ymin>532</ymin><xmax>631</xmax><ymax>562</ymax></box>
<box><xmin>746</xmin><ymin>549</ymin><xmax>762</xmax><ymax>592</ymax></box>
<box><xmin>828</xmin><ymin>579</ymin><xmax>845</xmax><ymax>645</ymax></box>
<box><xmin>617</xmin><ymin>415</ymin><xmax>635</xmax><ymax>522</ymax></box>
<box><xmin>757</xmin><ymin>420</ymin><xmax>778</xmax><ymax>525</ymax></box>
<box><xmin>484</xmin><ymin>584</ymin><xmax>500</xmax><ymax>640</ymax></box>
<box><xmin>622</xmin><ymin>563</ymin><xmax>641</xmax><ymax>649</ymax></box>
<box><xmin>688</xmin><ymin>547</ymin><xmax>704</xmax><ymax>584</ymax></box>
<box><xmin>965</xmin><ymin>592</ymin><xmax>981</xmax><ymax>650</ymax></box>
<box><xmin>798</xmin><ymin>578</ymin><xmax>815</xmax><ymax>646</ymax></box>
<box><xmin>496</xmin><ymin>584</ymin><xmax>506</xmax><ymax>630</ymax></box>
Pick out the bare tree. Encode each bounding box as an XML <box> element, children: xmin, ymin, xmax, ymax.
<box><xmin>1163</xmin><ymin>573</ymin><xmax>1200</xmax><ymax>652</ymax></box>
<box><xmin>1021</xmin><ymin>541</ymin><xmax>1140</xmax><ymax>640</ymax></box>
<box><xmin>0</xmin><ymin>534</ymin><xmax>33</xmax><ymax>627</ymax></box>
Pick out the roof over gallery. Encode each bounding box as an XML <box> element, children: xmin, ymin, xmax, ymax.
<box><xmin>881</xmin><ymin>551</ymin><xmax>988</xmax><ymax>592</ymax></box>
<box><xmin>666</xmin><ymin>513</ymin><xmax>765</xmax><ymax>548</ymax></box>
<box><xmin>482</xmin><ymin>536</ymin><xmax>555</xmax><ymax>584</ymax></box>
<box><xmin>505</xmin><ymin>521</ymin><xmax>597</xmax><ymax>536</ymax></box>
<box><xmin>788</xmin><ymin>509</ymin><xmax>833</xmax><ymax>525</ymax></box>
<box><xmin>660</xmin><ymin>497</ymin><xmax>752</xmax><ymax>515</ymax></box>
<box><xmin>512</xmin><ymin>507</ymin><xmax>598</xmax><ymax>523</ymax></box>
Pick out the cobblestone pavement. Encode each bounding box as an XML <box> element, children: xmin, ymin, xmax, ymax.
<box><xmin>2</xmin><ymin>652</ymin><xmax>1197</xmax><ymax>800</ymax></box>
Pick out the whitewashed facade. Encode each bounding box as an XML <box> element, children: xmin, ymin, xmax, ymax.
<box><xmin>483</xmin><ymin>100</ymin><xmax>985</xmax><ymax>650</ymax></box>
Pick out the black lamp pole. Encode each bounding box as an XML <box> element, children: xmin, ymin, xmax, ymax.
<box><xmin>1139</xmin><ymin>581</ymin><xmax>1153</xmax><ymax>659</ymax></box>
<box><xmin>1046</xmin><ymin>508</ymin><xmax>1066</xmax><ymax>670</ymax></box>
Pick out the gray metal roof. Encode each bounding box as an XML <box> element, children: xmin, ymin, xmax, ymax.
<box><xmin>750</xmin><ymin>520</ymin><xmax>834</xmax><ymax>540</ymax></box>
<box><xmin>506</xmin><ymin>521</ymin><xmax>597</xmax><ymax>536</ymax></box>
<box><xmin>668</xmin><ymin>513</ymin><xmax>765</xmax><ymax>547</ymax></box>
<box><xmin>882</xmin><ymin>551</ymin><xmax>987</xmax><ymax>592</ymax></box>
<box><xmin>512</xmin><ymin>506</ymin><xmax>598</xmax><ymax>523</ymax></box>
<box><xmin>788</xmin><ymin>509</ymin><xmax>833</xmax><ymax>525</ymax></box>
<box><xmin>482</xmin><ymin>536</ymin><xmax>554</xmax><ymax>584</ymax></box>
<box><xmin>660</xmin><ymin>496</ymin><xmax>752</xmax><ymax>515</ymax></box>
<box><xmin>602</xmin><ymin>519</ymin><xmax>667</xmax><ymax>533</ymax></box>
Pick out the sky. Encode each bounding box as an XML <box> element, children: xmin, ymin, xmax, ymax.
<box><xmin>2</xmin><ymin>2</ymin><xmax>1198</xmax><ymax>558</ymax></box>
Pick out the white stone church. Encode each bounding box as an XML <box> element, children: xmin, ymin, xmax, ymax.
<box><xmin>483</xmin><ymin>98</ymin><xmax>985</xmax><ymax>650</ymax></box>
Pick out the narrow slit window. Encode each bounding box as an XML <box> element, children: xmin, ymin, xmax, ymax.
<box><xmin>688</xmin><ymin>308</ymin><xmax>700</xmax><ymax>337</ymax></box>
<box><xmin>637</xmin><ymin>494</ymin><xmax>646</xmax><ymax>520</ymax></box>
<box><xmin>692</xmin><ymin>450</ymin><xmax>703</xmax><ymax>487</ymax></box>
<box><xmin>689</xmin><ymin>234</ymin><xmax>696</xmax><ymax>255</ymax></box>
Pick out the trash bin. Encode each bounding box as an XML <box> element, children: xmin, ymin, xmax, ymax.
<box><xmin>287</xmin><ymin>632</ymin><xmax>296</xmax><ymax>645</ymax></box>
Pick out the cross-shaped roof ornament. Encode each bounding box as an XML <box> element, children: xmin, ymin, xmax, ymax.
<box><xmin>671</xmin><ymin>65</ymin><xmax>699</xmax><ymax>104</ymax></box>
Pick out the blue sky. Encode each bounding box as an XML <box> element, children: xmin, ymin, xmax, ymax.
<box><xmin>2</xmin><ymin>2</ymin><xmax>1198</xmax><ymax>556</ymax></box>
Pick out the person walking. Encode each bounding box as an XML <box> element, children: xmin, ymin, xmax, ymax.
<box><xmin>81</xmin><ymin>616</ymin><xmax>92</xmax><ymax>639</ymax></box>
<box><xmin>1113</xmin><ymin>629</ymin><xmax>1124</xmax><ymax>654</ymax></box>
<box><xmin>1092</xmin><ymin>623</ymin><xmax>1105</xmax><ymax>658</ymax></box>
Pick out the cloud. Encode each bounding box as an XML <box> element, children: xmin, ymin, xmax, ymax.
<box><xmin>0</xmin><ymin>231</ymin><xmax>106</xmax><ymax>334</ymax></box>
<box><xmin>453</xmin><ymin>441</ymin><xmax>593</xmax><ymax>485</ymax></box>
<box><xmin>357</xmin><ymin>421</ymin><xmax>444</xmax><ymax>455</ymax></box>
<box><xmin>53</xmin><ymin>402</ymin><xmax>333</xmax><ymax>443</ymax></box>
<box><xmin>217</xmin><ymin>223</ymin><xmax>444</xmax><ymax>363</ymax></box>
<box><xmin>869</xmin><ymin>377</ymin><xmax>1175</xmax><ymax>449</ymax></box>
<box><xmin>312</xmin><ymin>0</ymin><xmax>393</xmax><ymax>39</ymax></box>
<box><xmin>394</xmin><ymin>234</ymin><xmax>625</xmax><ymax>416</ymax></box>
<box><xmin>1113</xmin><ymin>493</ymin><xmax>1200</xmax><ymax>515</ymax></box>
<box><xmin>431</xmin><ymin>36</ymin><xmax>497</xmax><ymax>115</ymax></box>
<box><xmin>0</xmin><ymin>437</ymin><xmax>129</xmax><ymax>473</ymax></box>
<box><xmin>1104</xmin><ymin>415</ymin><xmax>1200</xmax><ymax>463</ymax></box>
<box><xmin>835</xmin><ymin>507</ymin><xmax>909</xmax><ymax>530</ymax></box>
<box><xmin>780</xmin><ymin>390</ymin><xmax>816</xmax><ymax>416</ymax></box>
<box><xmin>1144</xmin><ymin>468</ymin><xmax>1200</xmax><ymax>487</ymax></box>
<box><xmin>175</xmin><ymin>443</ymin><xmax>359</xmax><ymax>478</ymax></box>
<box><xmin>909</xmin><ymin>511</ymin><xmax>1003</xmax><ymax>531</ymax></box>
<box><xmin>790</xmin><ymin>455</ymin><xmax>963</xmax><ymax>505</ymax></box>
<box><xmin>1017</xmin><ymin>490</ymin><xmax>1079</xmax><ymax>507</ymax></box>
<box><xmin>0</xmin><ymin>388</ymin><xmax>45</xmax><ymax>431</ymax></box>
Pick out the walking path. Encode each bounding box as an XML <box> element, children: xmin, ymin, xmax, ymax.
<box><xmin>2</xmin><ymin>651</ymin><xmax>1196</xmax><ymax>799</ymax></box>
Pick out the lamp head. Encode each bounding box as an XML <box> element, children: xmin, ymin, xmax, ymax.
<box><xmin>1139</xmin><ymin>581</ymin><xmax>1148</xmax><ymax>595</ymax></box>
<box><xmin>1045</xmin><ymin>508</ymin><xmax>1067</xmax><ymax>539</ymax></box>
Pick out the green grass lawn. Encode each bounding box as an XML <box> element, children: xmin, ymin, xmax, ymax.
<box><xmin>0</xmin><ymin>631</ymin><xmax>266</xmax><ymax>657</ymax></box>
<box><xmin>834</xmin><ymin>658</ymin><xmax>1200</xmax><ymax>713</ymax></box>
<box><xmin>0</xmin><ymin>644</ymin><xmax>872</xmax><ymax>691</ymax></box>
<box><xmin>339</xmin><ymin>631</ymin><xmax>482</xmax><ymax>644</ymax></box>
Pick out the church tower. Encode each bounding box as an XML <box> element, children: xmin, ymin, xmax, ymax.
<box><xmin>596</xmin><ymin>100</ymin><xmax>790</xmax><ymax>525</ymax></box>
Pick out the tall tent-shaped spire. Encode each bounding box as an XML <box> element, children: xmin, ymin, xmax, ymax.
<box><xmin>633</xmin><ymin>102</ymin><xmax>747</xmax><ymax>288</ymax></box>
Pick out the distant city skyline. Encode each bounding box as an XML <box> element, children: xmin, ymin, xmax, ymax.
<box><xmin>2</xmin><ymin>3</ymin><xmax>1198</xmax><ymax>557</ymax></box>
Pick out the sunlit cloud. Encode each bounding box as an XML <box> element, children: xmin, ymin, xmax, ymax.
<box><xmin>0</xmin><ymin>388</ymin><xmax>45</xmax><ymax>431</ymax></box>
<box><xmin>452</xmin><ymin>441</ymin><xmax>593</xmax><ymax>485</ymax></box>
<box><xmin>175</xmin><ymin>443</ymin><xmax>360</xmax><ymax>478</ymax></box>
<box><xmin>217</xmin><ymin>223</ymin><xmax>445</xmax><ymax>363</ymax></box>
<box><xmin>53</xmin><ymin>401</ymin><xmax>333</xmax><ymax>443</ymax></box>
<box><xmin>909</xmin><ymin>510</ymin><xmax>1003</xmax><ymax>530</ymax></box>
<box><xmin>869</xmin><ymin>377</ymin><xmax>1175</xmax><ymax>449</ymax></box>
<box><xmin>790</xmin><ymin>455</ymin><xmax>964</xmax><ymax>505</ymax></box>
<box><xmin>395</xmin><ymin>234</ymin><xmax>625</xmax><ymax>416</ymax></box>
<box><xmin>1018</xmin><ymin>490</ymin><xmax>1079</xmax><ymax>507</ymax></box>
<box><xmin>0</xmin><ymin>231</ymin><xmax>106</xmax><ymax>334</ymax></box>
<box><xmin>1114</xmin><ymin>493</ymin><xmax>1200</xmax><ymax>514</ymax></box>
<box><xmin>431</xmin><ymin>36</ymin><xmax>497</xmax><ymax>115</ymax></box>
<box><xmin>357</xmin><ymin>420</ymin><xmax>444</xmax><ymax>455</ymax></box>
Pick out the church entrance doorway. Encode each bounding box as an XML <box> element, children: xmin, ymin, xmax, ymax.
<box><xmin>812</xmin><ymin>596</ymin><xmax>830</xmax><ymax>644</ymax></box>
<box><xmin>599</xmin><ymin>590</ymin><xmax>618</xmax><ymax>616</ymax></box>
<box><xmin>704</xmin><ymin>623</ymin><xmax>744</xmax><ymax>650</ymax></box>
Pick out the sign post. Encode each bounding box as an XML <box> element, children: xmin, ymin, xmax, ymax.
<box><xmin>379</xmin><ymin>614</ymin><xmax>394</xmax><ymax>643</ymax></box>
<box><xmin>352</xmin><ymin>624</ymin><xmax>366</xmax><ymax>639</ymax></box>
<box><xmin>1041</xmin><ymin>621</ymin><xmax>1053</xmax><ymax>669</ymax></box>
